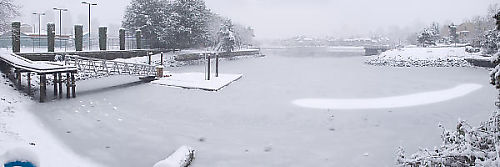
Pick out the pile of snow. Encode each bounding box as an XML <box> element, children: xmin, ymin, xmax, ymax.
<box><xmin>151</xmin><ymin>72</ymin><xmax>242</xmax><ymax>91</ymax></box>
<box><xmin>153</xmin><ymin>146</ymin><xmax>195</xmax><ymax>167</ymax></box>
<box><xmin>292</xmin><ymin>83</ymin><xmax>482</xmax><ymax>110</ymax></box>
<box><xmin>366</xmin><ymin>47</ymin><xmax>473</xmax><ymax>67</ymax></box>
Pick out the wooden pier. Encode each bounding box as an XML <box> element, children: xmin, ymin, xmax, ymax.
<box><xmin>0</xmin><ymin>53</ymin><xmax>77</xmax><ymax>102</ymax></box>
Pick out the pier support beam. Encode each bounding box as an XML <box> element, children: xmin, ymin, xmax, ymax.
<box><xmin>66</xmin><ymin>73</ymin><xmax>70</xmax><ymax>98</ymax></box>
<box><xmin>27</xmin><ymin>73</ymin><xmax>31</xmax><ymax>95</ymax></box>
<box><xmin>15</xmin><ymin>69</ymin><xmax>21</xmax><ymax>87</ymax></box>
<box><xmin>58</xmin><ymin>73</ymin><xmax>63</xmax><ymax>98</ymax></box>
<box><xmin>53</xmin><ymin>73</ymin><xmax>58</xmax><ymax>96</ymax></box>
<box><xmin>40</xmin><ymin>74</ymin><xmax>46</xmax><ymax>102</ymax></box>
<box><xmin>71</xmin><ymin>73</ymin><xmax>76</xmax><ymax>98</ymax></box>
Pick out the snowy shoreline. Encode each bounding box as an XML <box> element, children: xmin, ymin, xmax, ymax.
<box><xmin>365</xmin><ymin>47</ymin><xmax>482</xmax><ymax>67</ymax></box>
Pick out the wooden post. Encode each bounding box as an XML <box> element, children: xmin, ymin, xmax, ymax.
<box><xmin>119</xmin><ymin>28</ymin><xmax>125</xmax><ymax>50</ymax></box>
<box><xmin>160</xmin><ymin>52</ymin><xmax>164</xmax><ymax>66</ymax></box>
<box><xmin>215</xmin><ymin>53</ymin><xmax>219</xmax><ymax>77</ymax></box>
<box><xmin>58</xmin><ymin>73</ymin><xmax>63</xmax><ymax>98</ymax></box>
<box><xmin>47</xmin><ymin>23</ymin><xmax>55</xmax><ymax>52</ymax></box>
<box><xmin>40</xmin><ymin>74</ymin><xmax>46</xmax><ymax>102</ymax></box>
<box><xmin>99</xmin><ymin>27</ymin><xmax>107</xmax><ymax>50</ymax></box>
<box><xmin>74</xmin><ymin>25</ymin><xmax>83</xmax><ymax>51</ymax></box>
<box><xmin>27</xmin><ymin>73</ymin><xmax>31</xmax><ymax>95</ymax></box>
<box><xmin>148</xmin><ymin>52</ymin><xmax>151</xmax><ymax>65</ymax></box>
<box><xmin>136</xmin><ymin>30</ymin><xmax>142</xmax><ymax>49</ymax></box>
<box><xmin>66</xmin><ymin>73</ymin><xmax>70</xmax><ymax>98</ymax></box>
<box><xmin>71</xmin><ymin>73</ymin><xmax>76</xmax><ymax>98</ymax></box>
<box><xmin>12</xmin><ymin>22</ymin><xmax>20</xmax><ymax>53</ymax></box>
<box><xmin>207</xmin><ymin>53</ymin><xmax>211</xmax><ymax>80</ymax></box>
<box><xmin>53</xmin><ymin>73</ymin><xmax>58</xmax><ymax>96</ymax></box>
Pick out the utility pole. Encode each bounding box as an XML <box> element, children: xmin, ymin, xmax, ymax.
<box><xmin>32</xmin><ymin>12</ymin><xmax>45</xmax><ymax>50</ymax></box>
<box><xmin>82</xmin><ymin>1</ymin><xmax>97</xmax><ymax>50</ymax></box>
<box><xmin>53</xmin><ymin>7</ymin><xmax>68</xmax><ymax>51</ymax></box>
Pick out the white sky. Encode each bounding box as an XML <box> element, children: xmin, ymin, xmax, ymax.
<box><xmin>15</xmin><ymin>0</ymin><xmax>500</xmax><ymax>39</ymax></box>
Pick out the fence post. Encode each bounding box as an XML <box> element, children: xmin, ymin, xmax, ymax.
<box><xmin>74</xmin><ymin>25</ymin><xmax>83</xmax><ymax>51</ymax></box>
<box><xmin>47</xmin><ymin>23</ymin><xmax>55</xmax><ymax>52</ymax></box>
<box><xmin>99</xmin><ymin>27</ymin><xmax>107</xmax><ymax>51</ymax></box>
<box><xmin>160</xmin><ymin>52</ymin><xmax>164</xmax><ymax>65</ymax></box>
<box><xmin>11</xmin><ymin>22</ymin><xmax>20</xmax><ymax>53</ymax></box>
<box><xmin>119</xmin><ymin>28</ymin><xmax>125</xmax><ymax>50</ymax></box>
<box><xmin>136</xmin><ymin>30</ymin><xmax>142</xmax><ymax>49</ymax></box>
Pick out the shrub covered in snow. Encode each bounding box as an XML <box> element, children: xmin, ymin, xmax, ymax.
<box><xmin>397</xmin><ymin>111</ymin><xmax>500</xmax><ymax>166</ymax></box>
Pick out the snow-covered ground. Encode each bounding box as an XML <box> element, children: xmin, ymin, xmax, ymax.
<box><xmin>0</xmin><ymin>74</ymin><xmax>102</xmax><ymax>166</ymax></box>
<box><xmin>366</xmin><ymin>47</ymin><xmax>482</xmax><ymax>67</ymax></box>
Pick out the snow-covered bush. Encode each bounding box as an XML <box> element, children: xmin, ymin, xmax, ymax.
<box><xmin>482</xmin><ymin>30</ymin><xmax>500</xmax><ymax>55</ymax></box>
<box><xmin>397</xmin><ymin>111</ymin><xmax>500</xmax><ymax>166</ymax></box>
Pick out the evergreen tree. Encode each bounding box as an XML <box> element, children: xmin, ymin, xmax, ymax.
<box><xmin>449</xmin><ymin>23</ymin><xmax>459</xmax><ymax>44</ymax></box>
<box><xmin>0</xmin><ymin>0</ymin><xmax>19</xmax><ymax>33</ymax></box>
<box><xmin>122</xmin><ymin>0</ymin><xmax>167</xmax><ymax>48</ymax></box>
<box><xmin>216</xmin><ymin>19</ymin><xmax>236</xmax><ymax>52</ymax></box>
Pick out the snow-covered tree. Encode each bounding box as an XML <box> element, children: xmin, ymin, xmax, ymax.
<box><xmin>0</xmin><ymin>0</ymin><xmax>19</xmax><ymax>33</ymax></box>
<box><xmin>417</xmin><ymin>28</ymin><xmax>438</xmax><ymax>47</ymax></box>
<box><xmin>122</xmin><ymin>0</ymin><xmax>167</xmax><ymax>48</ymax></box>
<box><xmin>159</xmin><ymin>0</ymin><xmax>211</xmax><ymax>49</ymax></box>
<box><xmin>483</xmin><ymin>30</ymin><xmax>500</xmax><ymax>55</ymax></box>
<box><xmin>449</xmin><ymin>23</ymin><xmax>459</xmax><ymax>44</ymax></box>
<box><xmin>216</xmin><ymin>19</ymin><xmax>236</xmax><ymax>52</ymax></box>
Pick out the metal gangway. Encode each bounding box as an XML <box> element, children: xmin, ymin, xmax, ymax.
<box><xmin>64</xmin><ymin>55</ymin><xmax>157</xmax><ymax>77</ymax></box>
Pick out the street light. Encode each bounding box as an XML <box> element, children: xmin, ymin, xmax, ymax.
<box><xmin>82</xmin><ymin>1</ymin><xmax>97</xmax><ymax>50</ymax></box>
<box><xmin>53</xmin><ymin>7</ymin><xmax>68</xmax><ymax>51</ymax></box>
<box><xmin>32</xmin><ymin>12</ymin><xmax>45</xmax><ymax>50</ymax></box>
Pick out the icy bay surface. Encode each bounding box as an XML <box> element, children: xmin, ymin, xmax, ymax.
<box><xmin>28</xmin><ymin>47</ymin><xmax>497</xmax><ymax>167</ymax></box>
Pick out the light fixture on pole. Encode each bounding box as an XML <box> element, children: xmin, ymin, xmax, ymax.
<box><xmin>53</xmin><ymin>7</ymin><xmax>68</xmax><ymax>51</ymax></box>
<box><xmin>32</xmin><ymin>12</ymin><xmax>45</xmax><ymax>50</ymax></box>
<box><xmin>81</xmin><ymin>1</ymin><xmax>97</xmax><ymax>50</ymax></box>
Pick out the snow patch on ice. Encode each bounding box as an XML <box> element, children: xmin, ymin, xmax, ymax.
<box><xmin>151</xmin><ymin>73</ymin><xmax>242</xmax><ymax>91</ymax></box>
<box><xmin>153</xmin><ymin>146</ymin><xmax>195</xmax><ymax>167</ymax></box>
<box><xmin>293</xmin><ymin>84</ymin><xmax>482</xmax><ymax>110</ymax></box>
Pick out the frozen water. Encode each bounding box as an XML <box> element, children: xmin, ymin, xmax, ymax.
<box><xmin>293</xmin><ymin>83</ymin><xmax>483</xmax><ymax>110</ymax></box>
<box><xmin>26</xmin><ymin>47</ymin><xmax>498</xmax><ymax>167</ymax></box>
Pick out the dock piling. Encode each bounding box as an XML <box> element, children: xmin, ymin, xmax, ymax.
<box><xmin>40</xmin><ymin>74</ymin><xmax>46</xmax><ymax>102</ymax></box>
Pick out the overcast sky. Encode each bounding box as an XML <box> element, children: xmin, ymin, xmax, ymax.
<box><xmin>16</xmin><ymin>0</ymin><xmax>499</xmax><ymax>39</ymax></box>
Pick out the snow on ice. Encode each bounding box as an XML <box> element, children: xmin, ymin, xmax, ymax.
<box><xmin>293</xmin><ymin>83</ymin><xmax>482</xmax><ymax>110</ymax></box>
<box><xmin>151</xmin><ymin>73</ymin><xmax>243</xmax><ymax>91</ymax></box>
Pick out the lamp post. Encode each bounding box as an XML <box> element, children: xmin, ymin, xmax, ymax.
<box><xmin>81</xmin><ymin>1</ymin><xmax>97</xmax><ymax>50</ymax></box>
<box><xmin>53</xmin><ymin>7</ymin><xmax>68</xmax><ymax>51</ymax></box>
<box><xmin>32</xmin><ymin>12</ymin><xmax>45</xmax><ymax>50</ymax></box>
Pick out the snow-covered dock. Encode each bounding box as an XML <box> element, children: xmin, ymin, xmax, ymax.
<box><xmin>151</xmin><ymin>72</ymin><xmax>242</xmax><ymax>91</ymax></box>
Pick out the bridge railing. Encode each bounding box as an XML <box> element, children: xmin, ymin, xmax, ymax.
<box><xmin>64</xmin><ymin>55</ymin><xmax>156</xmax><ymax>77</ymax></box>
